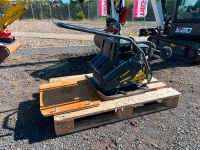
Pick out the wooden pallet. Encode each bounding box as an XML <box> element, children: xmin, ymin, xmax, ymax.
<box><xmin>42</xmin><ymin>74</ymin><xmax>181</xmax><ymax>136</ymax></box>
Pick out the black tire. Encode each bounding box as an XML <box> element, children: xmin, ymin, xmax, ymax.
<box><xmin>187</xmin><ymin>48</ymin><xmax>197</xmax><ymax>60</ymax></box>
<box><xmin>160</xmin><ymin>46</ymin><xmax>172</xmax><ymax>60</ymax></box>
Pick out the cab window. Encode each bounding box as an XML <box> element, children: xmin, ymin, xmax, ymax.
<box><xmin>177</xmin><ymin>0</ymin><xmax>200</xmax><ymax>20</ymax></box>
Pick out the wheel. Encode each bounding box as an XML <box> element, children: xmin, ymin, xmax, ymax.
<box><xmin>187</xmin><ymin>48</ymin><xmax>197</xmax><ymax>60</ymax></box>
<box><xmin>160</xmin><ymin>46</ymin><xmax>172</xmax><ymax>60</ymax></box>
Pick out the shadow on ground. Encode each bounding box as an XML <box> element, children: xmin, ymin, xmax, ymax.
<box><xmin>2</xmin><ymin>93</ymin><xmax>56</xmax><ymax>144</ymax></box>
<box><xmin>0</xmin><ymin>55</ymin><xmax>96</xmax><ymax>80</ymax></box>
<box><xmin>31</xmin><ymin>55</ymin><xmax>95</xmax><ymax>80</ymax></box>
<box><xmin>151</xmin><ymin>53</ymin><xmax>200</xmax><ymax>71</ymax></box>
<box><xmin>1</xmin><ymin>55</ymin><xmax>97</xmax><ymax>143</ymax></box>
<box><xmin>31</xmin><ymin>55</ymin><xmax>194</xmax><ymax>80</ymax></box>
<box><xmin>151</xmin><ymin>58</ymin><xmax>187</xmax><ymax>71</ymax></box>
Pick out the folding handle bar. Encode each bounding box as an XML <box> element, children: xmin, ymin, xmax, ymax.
<box><xmin>53</xmin><ymin>20</ymin><xmax>151</xmax><ymax>76</ymax></box>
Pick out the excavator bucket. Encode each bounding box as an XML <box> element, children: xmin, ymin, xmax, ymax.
<box><xmin>0</xmin><ymin>42</ymin><xmax>21</xmax><ymax>64</ymax></box>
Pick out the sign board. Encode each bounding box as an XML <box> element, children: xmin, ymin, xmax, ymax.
<box><xmin>98</xmin><ymin>0</ymin><xmax>107</xmax><ymax>17</ymax></box>
<box><xmin>133</xmin><ymin>0</ymin><xmax>149</xmax><ymax>19</ymax></box>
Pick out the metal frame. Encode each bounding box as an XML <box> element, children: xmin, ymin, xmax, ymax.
<box><xmin>150</xmin><ymin>0</ymin><xmax>165</xmax><ymax>29</ymax></box>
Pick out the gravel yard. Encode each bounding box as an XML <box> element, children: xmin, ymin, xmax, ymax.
<box><xmin>10</xmin><ymin>20</ymin><xmax>151</xmax><ymax>35</ymax></box>
<box><xmin>10</xmin><ymin>20</ymin><xmax>154</xmax><ymax>48</ymax></box>
<box><xmin>17</xmin><ymin>37</ymin><xmax>93</xmax><ymax>49</ymax></box>
<box><xmin>0</xmin><ymin>20</ymin><xmax>199</xmax><ymax>150</ymax></box>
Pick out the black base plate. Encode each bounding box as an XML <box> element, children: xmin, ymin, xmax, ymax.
<box><xmin>85</xmin><ymin>75</ymin><xmax>149</xmax><ymax>101</ymax></box>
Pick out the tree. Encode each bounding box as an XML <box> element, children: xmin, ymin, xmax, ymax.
<box><xmin>30</xmin><ymin>0</ymin><xmax>49</xmax><ymax>5</ymax></box>
<box><xmin>125</xmin><ymin>0</ymin><xmax>134</xmax><ymax>6</ymax></box>
<box><xmin>49</xmin><ymin>0</ymin><xmax>63</xmax><ymax>4</ymax></box>
<box><xmin>70</xmin><ymin>0</ymin><xmax>84</xmax><ymax>4</ymax></box>
<box><xmin>70</xmin><ymin>0</ymin><xmax>85</xmax><ymax>10</ymax></box>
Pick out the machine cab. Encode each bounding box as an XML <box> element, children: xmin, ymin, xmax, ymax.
<box><xmin>170</xmin><ymin>0</ymin><xmax>200</xmax><ymax>41</ymax></box>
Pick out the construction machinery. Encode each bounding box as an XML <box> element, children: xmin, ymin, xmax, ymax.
<box><xmin>52</xmin><ymin>0</ymin><xmax>159</xmax><ymax>96</ymax></box>
<box><xmin>99</xmin><ymin>0</ymin><xmax>200</xmax><ymax>63</ymax></box>
<box><xmin>39</xmin><ymin>0</ymin><xmax>158</xmax><ymax>116</ymax></box>
<box><xmin>54</xmin><ymin>20</ymin><xmax>153</xmax><ymax>95</ymax></box>
<box><xmin>94</xmin><ymin>0</ymin><xmax>173</xmax><ymax>64</ymax></box>
<box><xmin>0</xmin><ymin>0</ymin><xmax>30</xmax><ymax>64</ymax></box>
<box><xmin>52</xmin><ymin>0</ymin><xmax>177</xmax><ymax>97</ymax></box>
<box><xmin>139</xmin><ymin>0</ymin><xmax>200</xmax><ymax>62</ymax></box>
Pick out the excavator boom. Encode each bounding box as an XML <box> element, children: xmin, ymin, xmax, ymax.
<box><xmin>0</xmin><ymin>0</ymin><xmax>30</xmax><ymax>31</ymax></box>
<box><xmin>0</xmin><ymin>0</ymin><xmax>30</xmax><ymax>64</ymax></box>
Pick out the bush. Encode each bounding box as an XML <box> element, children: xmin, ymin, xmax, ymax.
<box><xmin>77</xmin><ymin>11</ymin><xmax>85</xmax><ymax>20</ymax></box>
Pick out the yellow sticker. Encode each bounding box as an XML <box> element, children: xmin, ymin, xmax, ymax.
<box><xmin>170</xmin><ymin>44</ymin><xmax>176</xmax><ymax>48</ymax></box>
<box><xmin>120</xmin><ymin>70</ymin><xmax>130</xmax><ymax>79</ymax></box>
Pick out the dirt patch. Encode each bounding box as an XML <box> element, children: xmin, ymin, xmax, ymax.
<box><xmin>17</xmin><ymin>37</ymin><xmax>94</xmax><ymax>48</ymax></box>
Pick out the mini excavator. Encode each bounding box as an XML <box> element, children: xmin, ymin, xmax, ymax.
<box><xmin>140</xmin><ymin>0</ymin><xmax>200</xmax><ymax>62</ymax></box>
<box><xmin>0</xmin><ymin>0</ymin><xmax>29</xmax><ymax>64</ymax></box>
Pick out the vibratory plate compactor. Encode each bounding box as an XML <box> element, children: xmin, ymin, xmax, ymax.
<box><xmin>40</xmin><ymin>21</ymin><xmax>159</xmax><ymax>116</ymax></box>
<box><xmin>55</xmin><ymin>21</ymin><xmax>154</xmax><ymax>97</ymax></box>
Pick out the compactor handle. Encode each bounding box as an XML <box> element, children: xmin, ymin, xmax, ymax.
<box><xmin>53</xmin><ymin>20</ymin><xmax>151</xmax><ymax>77</ymax></box>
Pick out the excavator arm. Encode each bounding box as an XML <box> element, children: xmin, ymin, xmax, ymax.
<box><xmin>0</xmin><ymin>0</ymin><xmax>10</xmax><ymax>5</ymax></box>
<box><xmin>0</xmin><ymin>0</ymin><xmax>30</xmax><ymax>32</ymax></box>
<box><xmin>0</xmin><ymin>0</ymin><xmax>30</xmax><ymax>64</ymax></box>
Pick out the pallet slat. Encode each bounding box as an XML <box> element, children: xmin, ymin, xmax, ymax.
<box><xmin>55</xmin><ymin>88</ymin><xmax>180</xmax><ymax>121</ymax></box>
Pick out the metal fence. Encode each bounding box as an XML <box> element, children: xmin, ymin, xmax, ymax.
<box><xmin>23</xmin><ymin>2</ymin><xmax>98</xmax><ymax>20</ymax></box>
<box><xmin>22</xmin><ymin>1</ymin><xmax>176</xmax><ymax>21</ymax></box>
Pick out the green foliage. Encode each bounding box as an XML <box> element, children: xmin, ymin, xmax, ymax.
<box><xmin>80</xmin><ymin>39</ymin><xmax>84</xmax><ymax>44</ymax></box>
<box><xmin>125</xmin><ymin>0</ymin><xmax>134</xmax><ymax>6</ymax></box>
<box><xmin>77</xmin><ymin>11</ymin><xmax>85</xmax><ymax>20</ymax></box>
<box><xmin>70</xmin><ymin>0</ymin><xmax>85</xmax><ymax>4</ymax></box>
<box><xmin>30</xmin><ymin>0</ymin><xmax>49</xmax><ymax>5</ymax></box>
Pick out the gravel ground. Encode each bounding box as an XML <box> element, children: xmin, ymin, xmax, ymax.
<box><xmin>10</xmin><ymin>20</ymin><xmax>153</xmax><ymax>35</ymax></box>
<box><xmin>0</xmin><ymin>20</ymin><xmax>199</xmax><ymax>149</ymax></box>
<box><xmin>16</xmin><ymin>38</ymin><xmax>94</xmax><ymax>49</ymax></box>
<box><xmin>10</xmin><ymin>20</ymin><xmax>155</xmax><ymax>48</ymax></box>
<box><xmin>0</xmin><ymin>46</ymin><xmax>200</xmax><ymax>150</ymax></box>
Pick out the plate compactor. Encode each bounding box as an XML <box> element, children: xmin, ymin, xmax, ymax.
<box><xmin>40</xmin><ymin>0</ymin><xmax>173</xmax><ymax>116</ymax></box>
<box><xmin>39</xmin><ymin>20</ymin><xmax>156</xmax><ymax>116</ymax></box>
<box><xmin>53</xmin><ymin>20</ymin><xmax>154</xmax><ymax>96</ymax></box>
